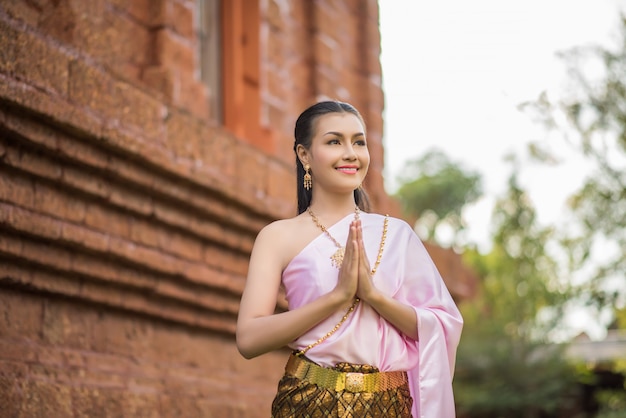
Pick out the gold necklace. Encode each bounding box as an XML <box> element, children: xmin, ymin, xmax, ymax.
<box><xmin>307</xmin><ymin>207</ymin><xmax>360</xmax><ymax>269</ymax></box>
<box><xmin>307</xmin><ymin>207</ymin><xmax>388</xmax><ymax>274</ymax></box>
<box><xmin>296</xmin><ymin>211</ymin><xmax>389</xmax><ymax>356</ymax></box>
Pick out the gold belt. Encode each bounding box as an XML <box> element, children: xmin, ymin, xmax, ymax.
<box><xmin>284</xmin><ymin>354</ymin><xmax>408</xmax><ymax>393</ymax></box>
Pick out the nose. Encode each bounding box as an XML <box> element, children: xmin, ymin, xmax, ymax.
<box><xmin>342</xmin><ymin>143</ymin><xmax>357</xmax><ymax>160</ymax></box>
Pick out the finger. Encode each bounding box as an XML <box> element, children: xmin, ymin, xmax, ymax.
<box><xmin>354</xmin><ymin>219</ymin><xmax>361</xmax><ymax>242</ymax></box>
<box><xmin>359</xmin><ymin>244</ymin><xmax>371</xmax><ymax>273</ymax></box>
<box><xmin>355</xmin><ymin>221</ymin><xmax>370</xmax><ymax>269</ymax></box>
<box><xmin>340</xmin><ymin>224</ymin><xmax>359</xmax><ymax>276</ymax></box>
<box><xmin>344</xmin><ymin>223</ymin><xmax>357</xmax><ymax>260</ymax></box>
<box><xmin>349</xmin><ymin>239</ymin><xmax>360</xmax><ymax>272</ymax></box>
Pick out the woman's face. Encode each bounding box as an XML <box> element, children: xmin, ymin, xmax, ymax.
<box><xmin>303</xmin><ymin>112</ymin><xmax>370</xmax><ymax>194</ymax></box>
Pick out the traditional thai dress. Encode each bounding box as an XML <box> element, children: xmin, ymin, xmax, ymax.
<box><xmin>271</xmin><ymin>212</ymin><xmax>463</xmax><ymax>418</ymax></box>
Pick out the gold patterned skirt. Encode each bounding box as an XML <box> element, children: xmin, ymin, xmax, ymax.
<box><xmin>271</xmin><ymin>354</ymin><xmax>413</xmax><ymax>418</ymax></box>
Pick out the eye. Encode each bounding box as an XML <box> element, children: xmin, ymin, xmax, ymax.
<box><xmin>327</xmin><ymin>138</ymin><xmax>341</xmax><ymax>145</ymax></box>
<box><xmin>354</xmin><ymin>139</ymin><xmax>367</xmax><ymax>146</ymax></box>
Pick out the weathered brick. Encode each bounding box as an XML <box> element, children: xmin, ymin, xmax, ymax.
<box><xmin>108</xmin><ymin>186</ymin><xmax>153</xmax><ymax>216</ymax></box>
<box><xmin>99</xmin><ymin>122</ymin><xmax>148</xmax><ymax>157</ymax></box>
<box><xmin>266</xmin><ymin>0</ymin><xmax>287</xmax><ymax>31</ymax></box>
<box><xmin>165</xmin><ymin>109</ymin><xmax>205</xmax><ymax>160</ymax></box>
<box><xmin>96</xmin><ymin>314</ymin><xmax>158</xmax><ymax>361</ymax></box>
<box><xmin>20</xmin><ymin>32</ymin><xmax>70</xmax><ymax>95</ymax></box>
<box><xmin>115</xmin><ymin>265</ymin><xmax>156</xmax><ymax>290</ymax></box>
<box><xmin>73</xmin><ymin>3</ymin><xmax>150</xmax><ymax>79</ymax></box>
<box><xmin>58</xmin><ymin>136</ymin><xmax>108</xmax><ymax>170</ymax></box>
<box><xmin>152</xmin><ymin>202</ymin><xmax>190</xmax><ymax>231</ymax></box>
<box><xmin>19</xmin><ymin>147</ymin><xmax>63</xmax><ymax>181</ymax></box>
<box><xmin>0</xmin><ymin>365</ymin><xmax>25</xmax><ymax>418</ymax></box>
<box><xmin>142</xmin><ymin>65</ymin><xmax>175</xmax><ymax>101</ymax></box>
<box><xmin>70</xmin><ymin>252</ymin><xmax>119</xmax><ymax>284</ymax></box>
<box><xmin>202</xmin><ymin>243</ymin><xmax>225</xmax><ymax>271</ymax></box>
<box><xmin>165</xmin><ymin>1</ymin><xmax>195</xmax><ymax>39</ymax></box>
<box><xmin>7</xmin><ymin>204</ymin><xmax>62</xmax><ymax>241</ymax></box>
<box><xmin>0</xmin><ymin>20</ymin><xmax>69</xmax><ymax>95</ymax></box>
<box><xmin>107</xmin><ymin>155</ymin><xmax>156</xmax><ymax>190</ymax></box>
<box><xmin>24</xmin><ymin>270</ymin><xmax>78</xmax><ymax>303</ymax></box>
<box><xmin>129</xmin><ymin>218</ymin><xmax>162</xmax><ymax>248</ymax></box>
<box><xmin>154</xmin><ymin>28</ymin><xmax>194</xmax><ymax>74</ymax></box>
<box><xmin>72</xmin><ymin>386</ymin><xmax>125</xmax><ymax>418</ymax></box>
<box><xmin>34</xmin><ymin>183</ymin><xmax>87</xmax><ymax>223</ymax></box>
<box><xmin>61</xmin><ymin>165</ymin><xmax>110</xmax><ymax>200</ymax></box>
<box><xmin>0</xmin><ymin>76</ymin><xmax>104</xmax><ymax>141</ymax></box>
<box><xmin>194</xmin><ymin>129</ymin><xmax>222</xmax><ymax>176</ymax></box>
<box><xmin>211</xmin><ymin>132</ymin><xmax>238</xmax><ymax>184</ymax></box>
<box><xmin>164</xmin><ymin>230</ymin><xmax>203</xmax><ymax>261</ymax></box>
<box><xmin>106</xmin><ymin>234</ymin><xmax>177</xmax><ymax>277</ymax></box>
<box><xmin>19</xmin><ymin>380</ymin><xmax>73</xmax><ymax>416</ymax></box>
<box><xmin>80</xmin><ymin>279</ymin><xmax>124</xmax><ymax>309</ymax></box>
<box><xmin>0</xmin><ymin>169</ymin><xmax>34</xmax><ymax>208</ymax></box>
<box><xmin>0</xmin><ymin>289</ymin><xmax>43</xmax><ymax>340</ymax></box>
<box><xmin>0</xmin><ymin>340</ymin><xmax>39</xmax><ymax>366</ymax></box>
<box><xmin>68</xmin><ymin>59</ymin><xmax>117</xmax><ymax>121</ymax></box>
<box><xmin>0</xmin><ymin>109</ymin><xmax>60</xmax><ymax>151</ymax></box>
<box><xmin>83</xmin><ymin>203</ymin><xmax>130</xmax><ymax>238</ymax></box>
<box><xmin>178</xmin><ymin>77</ymin><xmax>210</xmax><ymax>119</ymax></box>
<box><xmin>267</xmin><ymin>65</ymin><xmax>289</xmax><ymax>104</ymax></box>
<box><xmin>312</xmin><ymin>2</ymin><xmax>340</xmax><ymax>42</ymax></box>
<box><xmin>234</xmin><ymin>142</ymin><xmax>269</xmax><ymax>195</ymax></box>
<box><xmin>267</xmin><ymin>158</ymin><xmax>295</xmax><ymax>208</ymax></box>
<box><xmin>108</xmin><ymin>0</ymin><xmax>155</xmax><ymax>27</ymax></box>
<box><xmin>0</xmin><ymin>1</ymin><xmax>41</xmax><ymax>27</ymax></box>
<box><xmin>61</xmin><ymin>223</ymin><xmax>109</xmax><ymax>252</ymax></box>
<box><xmin>119</xmin><ymin>392</ymin><xmax>162</xmax><ymax>418</ymax></box>
<box><xmin>112</xmin><ymin>80</ymin><xmax>165</xmax><ymax>140</ymax></box>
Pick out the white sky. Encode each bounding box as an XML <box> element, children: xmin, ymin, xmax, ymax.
<box><xmin>379</xmin><ymin>0</ymin><xmax>625</xmax><ymax>249</ymax></box>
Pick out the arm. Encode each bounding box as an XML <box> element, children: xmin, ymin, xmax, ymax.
<box><xmin>236</xmin><ymin>221</ymin><xmax>359</xmax><ymax>359</ymax></box>
<box><xmin>363</xmin><ymin>291</ymin><xmax>419</xmax><ymax>341</ymax></box>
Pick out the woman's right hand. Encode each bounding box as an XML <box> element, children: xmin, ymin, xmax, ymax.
<box><xmin>333</xmin><ymin>221</ymin><xmax>359</xmax><ymax>303</ymax></box>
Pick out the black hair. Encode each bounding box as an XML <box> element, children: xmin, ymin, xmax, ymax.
<box><xmin>294</xmin><ymin>100</ymin><xmax>371</xmax><ymax>214</ymax></box>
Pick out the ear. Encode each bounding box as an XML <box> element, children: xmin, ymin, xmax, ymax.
<box><xmin>296</xmin><ymin>144</ymin><xmax>310</xmax><ymax>167</ymax></box>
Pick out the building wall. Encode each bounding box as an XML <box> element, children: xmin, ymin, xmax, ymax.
<box><xmin>0</xmin><ymin>1</ymin><xmax>474</xmax><ymax>416</ymax></box>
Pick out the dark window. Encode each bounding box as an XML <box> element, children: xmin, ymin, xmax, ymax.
<box><xmin>197</xmin><ymin>0</ymin><xmax>222</xmax><ymax>122</ymax></box>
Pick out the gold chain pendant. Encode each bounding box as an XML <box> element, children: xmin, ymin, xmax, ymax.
<box><xmin>308</xmin><ymin>207</ymin><xmax>353</xmax><ymax>270</ymax></box>
<box><xmin>330</xmin><ymin>247</ymin><xmax>345</xmax><ymax>269</ymax></box>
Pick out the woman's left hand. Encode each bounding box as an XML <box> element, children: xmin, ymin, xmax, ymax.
<box><xmin>355</xmin><ymin>219</ymin><xmax>379</xmax><ymax>302</ymax></box>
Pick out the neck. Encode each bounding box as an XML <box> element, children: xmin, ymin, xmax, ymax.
<box><xmin>308</xmin><ymin>191</ymin><xmax>358</xmax><ymax>219</ymax></box>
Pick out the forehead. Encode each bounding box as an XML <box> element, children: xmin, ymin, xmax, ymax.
<box><xmin>314</xmin><ymin>113</ymin><xmax>365</xmax><ymax>135</ymax></box>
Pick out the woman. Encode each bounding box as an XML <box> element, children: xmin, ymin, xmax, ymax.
<box><xmin>236</xmin><ymin>101</ymin><xmax>463</xmax><ymax>418</ymax></box>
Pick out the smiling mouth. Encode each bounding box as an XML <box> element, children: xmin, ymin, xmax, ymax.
<box><xmin>336</xmin><ymin>167</ymin><xmax>358</xmax><ymax>173</ymax></box>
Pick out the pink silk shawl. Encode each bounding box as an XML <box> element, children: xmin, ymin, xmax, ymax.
<box><xmin>283</xmin><ymin>212</ymin><xmax>463</xmax><ymax>418</ymax></box>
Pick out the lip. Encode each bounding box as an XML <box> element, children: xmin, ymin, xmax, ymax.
<box><xmin>336</xmin><ymin>165</ymin><xmax>359</xmax><ymax>174</ymax></box>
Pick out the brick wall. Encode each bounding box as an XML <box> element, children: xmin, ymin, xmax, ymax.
<box><xmin>0</xmin><ymin>1</ymin><xmax>474</xmax><ymax>416</ymax></box>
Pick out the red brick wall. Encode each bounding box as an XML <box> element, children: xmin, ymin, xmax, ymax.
<box><xmin>0</xmin><ymin>1</ymin><xmax>474</xmax><ymax>416</ymax></box>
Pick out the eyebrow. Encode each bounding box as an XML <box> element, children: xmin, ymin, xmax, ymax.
<box><xmin>323</xmin><ymin>131</ymin><xmax>365</xmax><ymax>137</ymax></box>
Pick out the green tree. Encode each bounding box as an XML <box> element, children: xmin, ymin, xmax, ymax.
<box><xmin>519</xmin><ymin>15</ymin><xmax>626</xmax><ymax>314</ymax></box>
<box><xmin>394</xmin><ymin>149</ymin><xmax>482</xmax><ymax>246</ymax></box>
<box><xmin>454</xmin><ymin>166</ymin><xmax>580</xmax><ymax>418</ymax></box>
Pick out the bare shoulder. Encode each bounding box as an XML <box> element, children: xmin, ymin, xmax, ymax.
<box><xmin>254</xmin><ymin>213</ymin><xmax>319</xmax><ymax>269</ymax></box>
<box><xmin>257</xmin><ymin>216</ymin><xmax>302</xmax><ymax>240</ymax></box>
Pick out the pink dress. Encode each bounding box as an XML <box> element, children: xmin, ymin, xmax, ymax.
<box><xmin>283</xmin><ymin>212</ymin><xmax>463</xmax><ymax>418</ymax></box>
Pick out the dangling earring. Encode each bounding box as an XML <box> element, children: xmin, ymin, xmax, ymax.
<box><xmin>303</xmin><ymin>164</ymin><xmax>312</xmax><ymax>190</ymax></box>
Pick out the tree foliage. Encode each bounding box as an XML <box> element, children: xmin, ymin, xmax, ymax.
<box><xmin>519</xmin><ymin>15</ymin><xmax>626</xmax><ymax>312</ymax></box>
<box><xmin>393</xmin><ymin>16</ymin><xmax>626</xmax><ymax>416</ymax></box>
<box><xmin>454</xmin><ymin>169</ymin><xmax>580</xmax><ymax>417</ymax></box>
<box><xmin>394</xmin><ymin>149</ymin><xmax>482</xmax><ymax>245</ymax></box>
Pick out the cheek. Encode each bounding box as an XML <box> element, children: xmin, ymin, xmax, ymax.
<box><xmin>360</xmin><ymin>149</ymin><xmax>371</xmax><ymax>166</ymax></box>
